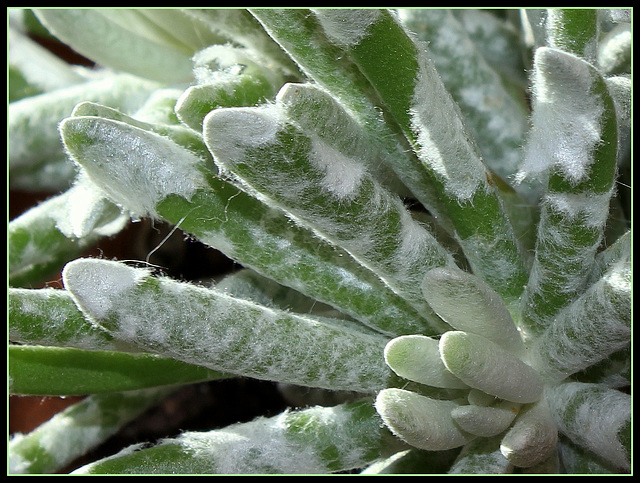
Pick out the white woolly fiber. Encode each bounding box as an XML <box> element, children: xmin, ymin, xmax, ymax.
<box><xmin>61</xmin><ymin>117</ymin><xmax>206</xmax><ymax>219</ymax></box>
<box><xmin>170</xmin><ymin>403</ymin><xmax>374</xmax><ymax>474</ymax></box>
<box><xmin>62</xmin><ymin>258</ymin><xmax>148</xmax><ymax>320</ymax></box>
<box><xmin>308</xmin><ymin>136</ymin><xmax>367</xmax><ymax>200</ymax></box>
<box><xmin>409</xmin><ymin>57</ymin><xmax>487</xmax><ymax>201</ymax></box>
<box><xmin>517</xmin><ymin>47</ymin><xmax>605</xmax><ymax>186</ymax></box>
<box><xmin>312</xmin><ymin>9</ymin><xmax>381</xmax><ymax>47</ymax></box>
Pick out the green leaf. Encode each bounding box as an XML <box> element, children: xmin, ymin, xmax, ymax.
<box><xmin>184</xmin><ymin>9</ymin><xmax>300</xmax><ymax>77</ymax></box>
<box><xmin>59</xmin><ymin>111</ymin><xmax>432</xmax><ymax>336</ymax></box>
<box><xmin>545</xmin><ymin>382</ymin><xmax>630</xmax><ymax>472</ymax></box>
<box><xmin>33</xmin><ymin>9</ymin><xmax>194</xmax><ymax>83</ymax></box>
<box><xmin>8</xmin><ymin>26</ymin><xmax>85</xmax><ymax>100</ymax></box>
<box><xmin>9</xmin><ymin>73</ymin><xmax>160</xmax><ymax>189</ymax></box>
<box><xmin>518</xmin><ymin>47</ymin><xmax>619</xmax><ymax>337</ymax></box>
<box><xmin>499</xmin><ymin>400</ymin><xmax>558</xmax><ymax>468</ymax></box>
<box><xmin>422</xmin><ymin>267</ymin><xmax>524</xmax><ymax>352</ymax></box>
<box><xmin>204</xmin><ymin>101</ymin><xmax>453</xmax><ymax>330</ymax></box>
<box><xmin>9</xmin><ymin>387</ymin><xmax>173</xmax><ymax>474</ymax></box>
<box><xmin>9</xmin><ymin>345</ymin><xmax>228</xmax><ymax>396</ymax></box>
<box><xmin>375</xmin><ymin>388</ymin><xmax>474</xmax><ymax>451</ymax></box>
<box><xmin>439</xmin><ymin>331</ymin><xmax>543</xmax><ymax>404</ymax></box>
<box><xmin>175</xmin><ymin>44</ymin><xmax>284</xmax><ymax>131</ymax></box>
<box><xmin>312</xmin><ymin>9</ymin><xmax>529</xmax><ymax>301</ymax></box>
<box><xmin>9</xmin><ymin>176</ymin><xmax>127</xmax><ymax>288</ymax></box>
<box><xmin>251</xmin><ymin>8</ymin><xmax>454</xmax><ymax>231</ymax></box>
<box><xmin>72</xmin><ymin>399</ymin><xmax>390</xmax><ymax>474</ymax></box>
<box><xmin>529</xmin><ymin>238</ymin><xmax>631</xmax><ymax>382</ymax></box>
<box><xmin>449</xmin><ymin>436</ymin><xmax>513</xmax><ymax>474</ymax></box>
<box><xmin>397</xmin><ymin>9</ymin><xmax>530</xmax><ymax>186</ymax></box>
<box><xmin>383</xmin><ymin>335</ymin><xmax>467</xmax><ymax>389</ymax></box>
<box><xmin>450</xmin><ymin>402</ymin><xmax>519</xmax><ymax>438</ymax></box>
<box><xmin>597</xmin><ymin>23</ymin><xmax>632</xmax><ymax>75</ymax></box>
<box><xmin>62</xmin><ymin>258</ymin><xmax>392</xmax><ymax>394</ymax></box>
<box><xmin>546</xmin><ymin>9</ymin><xmax>598</xmax><ymax>62</ymax></box>
<box><xmin>10</xmin><ymin>287</ymin><xmax>118</xmax><ymax>350</ymax></box>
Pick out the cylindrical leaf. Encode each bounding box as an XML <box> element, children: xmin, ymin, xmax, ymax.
<box><xmin>499</xmin><ymin>400</ymin><xmax>558</xmax><ymax>468</ymax></box>
<box><xmin>9</xmin><ymin>345</ymin><xmax>228</xmax><ymax>396</ymax></box>
<box><xmin>439</xmin><ymin>331</ymin><xmax>543</xmax><ymax>404</ymax></box>
<box><xmin>375</xmin><ymin>388</ymin><xmax>474</xmax><ymax>451</ymax></box>
<box><xmin>545</xmin><ymin>382</ymin><xmax>630</xmax><ymax>472</ymax></box>
<box><xmin>530</xmin><ymin>245</ymin><xmax>631</xmax><ymax>382</ymax></box>
<box><xmin>33</xmin><ymin>9</ymin><xmax>194</xmax><ymax>83</ymax></box>
<box><xmin>72</xmin><ymin>399</ymin><xmax>390</xmax><ymax>474</ymax></box>
<box><xmin>204</xmin><ymin>102</ymin><xmax>453</xmax><ymax>329</ymax></box>
<box><xmin>60</xmin><ymin>110</ymin><xmax>428</xmax><ymax>336</ymax></box>
<box><xmin>451</xmin><ymin>402</ymin><xmax>519</xmax><ymax>438</ymax></box>
<box><xmin>9</xmin><ymin>388</ymin><xmax>173</xmax><ymax>474</ymax></box>
<box><xmin>448</xmin><ymin>436</ymin><xmax>513</xmax><ymax>474</ymax></box>
<box><xmin>518</xmin><ymin>47</ymin><xmax>619</xmax><ymax>337</ymax></box>
<box><xmin>312</xmin><ymin>9</ymin><xmax>528</xmax><ymax>301</ymax></box>
<box><xmin>384</xmin><ymin>335</ymin><xmax>467</xmax><ymax>389</ymax></box>
<box><xmin>422</xmin><ymin>267</ymin><xmax>523</xmax><ymax>352</ymax></box>
<box><xmin>62</xmin><ymin>258</ymin><xmax>392</xmax><ymax>393</ymax></box>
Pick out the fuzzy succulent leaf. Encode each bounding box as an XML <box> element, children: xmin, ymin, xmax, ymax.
<box><xmin>439</xmin><ymin>331</ymin><xmax>543</xmax><ymax>404</ymax></box>
<box><xmin>311</xmin><ymin>9</ymin><xmax>530</xmax><ymax>301</ymax></box>
<box><xmin>375</xmin><ymin>388</ymin><xmax>474</xmax><ymax>452</ymax></box>
<box><xmin>59</xmin><ymin>109</ymin><xmax>431</xmax><ymax>336</ymax></box>
<box><xmin>8</xmin><ymin>7</ymin><xmax>631</xmax><ymax>476</ymax></box>
<box><xmin>61</xmin><ymin>258</ymin><xmax>393</xmax><ymax>394</ymax></box>
<box><xmin>71</xmin><ymin>399</ymin><xmax>392</xmax><ymax>475</ymax></box>
<box><xmin>9</xmin><ymin>388</ymin><xmax>174</xmax><ymax>474</ymax></box>
<box><xmin>518</xmin><ymin>47</ymin><xmax>619</xmax><ymax>338</ymax></box>
<box><xmin>203</xmin><ymin>97</ymin><xmax>453</xmax><ymax>330</ymax></box>
<box><xmin>32</xmin><ymin>9</ymin><xmax>198</xmax><ymax>84</ymax></box>
<box><xmin>545</xmin><ymin>382</ymin><xmax>631</xmax><ymax>472</ymax></box>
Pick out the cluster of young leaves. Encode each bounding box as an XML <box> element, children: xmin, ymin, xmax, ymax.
<box><xmin>8</xmin><ymin>9</ymin><xmax>631</xmax><ymax>474</ymax></box>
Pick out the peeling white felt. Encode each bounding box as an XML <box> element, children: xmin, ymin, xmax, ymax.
<box><xmin>384</xmin><ymin>335</ymin><xmax>467</xmax><ymax>389</ymax></box>
<box><xmin>439</xmin><ymin>331</ymin><xmax>543</xmax><ymax>404</ymax></box>
<box><xmin>203</xmin><ymin>104</ymin><xmax>285</xmax><ymax>175</ymax></box>
<box><xmin>308</xmin><ymin>137</ymin><xmax>368</xmax><ymax>200</ymax></box>
<box><xmin>375</xmin><ymin>388</ymin><xmax>472</xmax><ymax>451</ymax></box>
<box><xmin>51</xmin><ymin>171</ymin><xmax>125</xmax><ymax>239</ymax></box>
<box><xmin>409</xmin><ymin>52</ymin><xmax>488</xmax><ymax>201</ymax></box>
<box><xmin>422</xmin><ymin>267</ymin><xmax>523</xmax><ymax>353</ymax></box>
<box><xmin>517</xmin><ymin>47</ymin><xmax>605</xmax><ymax>186</ymax></box>
<box><xmin>62</xmin><ymin>258</ymin><xmax>149</xmax><ymax>320</ymax></box>
<box><xmin>546</xmin><ymin>382</ymin><xmax>630</xmax><ymax>471</ymax></box>
<box><xmin>61</xmin><ymin>116</ymin><xmax>207</xmax><ymax>219</ymax></box>
<box><xmin>499</xmin><ymin>400</ymin><xmax>558</xmax><ymax>468</ymax></box>
<box><xmin>312</xmin><ymin>9</ymin><xmax>382</xmax><ymax>47</ymax></box>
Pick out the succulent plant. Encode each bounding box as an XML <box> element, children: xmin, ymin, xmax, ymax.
<box><xmin>9</xmin><ymin>8</ymin><xmax>631</xmax><ymax>475</ymax></box>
